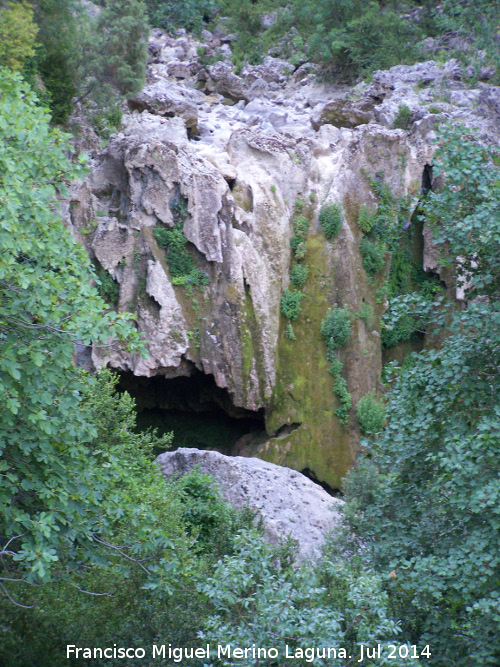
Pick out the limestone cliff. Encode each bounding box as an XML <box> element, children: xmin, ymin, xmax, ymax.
<box><xmin>68</xmin><ymin>29</ymin><xmax>500</xmax><ymax>488</ymax></box>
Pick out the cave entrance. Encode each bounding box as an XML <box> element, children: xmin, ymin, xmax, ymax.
<box><xmin>116</xmin><ymin>370</ymin><xmax>267</xmax><ymax>456</ymax></box>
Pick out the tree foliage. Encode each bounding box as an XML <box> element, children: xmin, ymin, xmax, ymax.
<box><xmin>83</xmin><ymin>0</ymin><xmax>149</xmax><ymax>104</ymax></box>
<box><xmin>0</xmin><ymin>368</ymin><xmax>257</xmax><ymax>665</ymax></box>
<box><xmin>420</xmin><ymin>124</ymin><xmax>500</xmax><ymax>298</ymax></box>
<box><xmin>200</xmin><ymin>530</ymin><xmax>408</xmax><ymax>667</ymax></box>
<box><xmin>0</xmin><ymin>1</ymin><xmax>38</xmax><ymax>71</ymax></box>
<box><xmin>145</xmin><ymin>0</ymin><xmax>218</xmax><ymax>34</ymax></box>
<box><xmin>0</xmin><ymin>70</ymin><xmax>144</xmax><ymax>597</ymax></box>
<box><xmin>25</xmin><ymin>0</ymin><xmax>149</xmax><ymax>124</ymax></box>
<box><xmin>357</xmin><ymin>391</ymin><xmax>385</xmax><ymax>434</ymax></box>
<box><xmin>344</xmin><ymin>125</ymin><xmax>500</xmax><ymax>665</ymax></box>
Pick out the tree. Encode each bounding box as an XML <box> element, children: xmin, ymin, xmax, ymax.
<box><xmin>343</xmin><ymin>126</ymin><xmax>500</xmax><ymax>665</ymax></box>
<box><xmin>199</xmin><ymin>530</ymin><xmax>408</xmax><ymax>666</ymax></box>
<box><xmin>82</xmin><ymin>0</ymin><xmax>149</xmax><ymax>105</ymax></box>
<box><xmin>0</xmin><ymin>369</ymin><xmax>257</xmax><ymax>666</ymax></box>
<box><xmin>27</xmin><ymin>0</ymin><xmax>149</xmax><ymax>124</ymax></box>
<box><xmin>145</xmin><ymin>0</ymin><xmax>218</xmax><ymax>34</ymax></box>
<box><xmin>30</xmin><ymin>0</ymin><xmax>81</xmax><ymax>123</ymax></box>
<box><xmin>0</xmin><ymin>1</ymin><xmax>38</xmax><ymax>71</ymax></box>
<box><xmin>0</xmin><ymin>70</ymin><xmax>147</xmax><ymax>601</ymax></box>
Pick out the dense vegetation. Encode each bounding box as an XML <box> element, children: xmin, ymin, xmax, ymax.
<box><xmin>0</xmin><ymin>64</ymin><xmax>405</xmax><ymax>667</ymax></box>
<box><xmin>344</xmin><ymin>124</ymin><xmax>500</xmax><ymax>665</ymax></box>
<box><xmin>0</xmin><ymin>0</ymin><xmax>149</xmax><ymax>125</ymax></box>
<box><xmin>141</xmin><ymin>0</ymin><xmax>500</xmax><ymax>84</ymax></box>
<box><xmin>1</xmin><ymin>2</ymin><xmax>500</xmax><ymax>666</ymax></box>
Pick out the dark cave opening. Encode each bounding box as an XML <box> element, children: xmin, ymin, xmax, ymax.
<box><xmin>301</xmin><ymin>468</ymin><xmax>341</xmax><ymax>497</ymax></box>
<box><xmin>116</xmin><ymin>370</ymin><xmax>267</xmax><ymax>456</ymax></box>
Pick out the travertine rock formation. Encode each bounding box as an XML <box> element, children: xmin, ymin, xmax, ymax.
<box><xmin>68</xmin><ymin>29</ymin><xmax>500</xmax><ymax>488</ymax></box>
<box><xmin>156</xmin><ymin>448</ymin><xmax>343</xmax><ymax>560</ymax></box>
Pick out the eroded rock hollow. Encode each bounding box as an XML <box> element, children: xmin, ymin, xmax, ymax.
<box><xmin>68</xmin><ymin>29</ymin><xmax>500</xmax><ymax>488</ymax></box>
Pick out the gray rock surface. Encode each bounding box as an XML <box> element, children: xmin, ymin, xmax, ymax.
<box><xmin>156</xmin><ymin>448</ymin><xmax>343</xmax><ymax>560</ymax></box>
<box><xmin>68</xmin><ymin>29</ymin><xmax>500</xmax><ymax>488</ymax></box>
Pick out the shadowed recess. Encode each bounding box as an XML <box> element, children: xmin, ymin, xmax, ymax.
<box><xmin>116</xmin><ymin>370</ymin><xmax>266</xmax><ymax>456</ymax></box>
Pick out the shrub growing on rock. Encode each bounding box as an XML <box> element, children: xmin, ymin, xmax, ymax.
<box><xmin>281</xmin><ymin>289</ymin><xmax>305</xmax><ymax>321</ymax></box>
<box><xmin>357</xmin><ymin>204</ymin><xmax>376</xmax><ymax>234</ymax></box>
<box><xmin>290</xmin><ymin>263</ymin><xmax>309</xmax><ymax>288</ymax></box>
<box><xmin>290</xmin><ymin>214</ymin><xmax>310</xmax><ymax>259</ymax></box>
<box><xmin>359</xmin><ymin>236</ymin><xmax>386</xmax><ymax>275</ymax></box>
<box><xmin>393</xmin><ymin>103</ymin><xmax>412</xmax><ymax>130</ymax></box>
<box><xmin>319</xmin><ymin>203</ymin><xmax>343</xmax><ymax>239</ymax></box>
<box><xmin>357</xmin><ymin>391</ymin><xmax>385</xmax><ymax>434</ymax></box>
<box><xmin>95</xmin><ymin>265</ymin><xmax>120</xmax><ymax>306</ymax></box>
<box><xmin>321</xmin><ymin>306</ymin><xmax>351</xmax><ymax>359</ymax></box>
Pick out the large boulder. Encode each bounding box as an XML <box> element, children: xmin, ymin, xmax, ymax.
<box><xmin>156</xmin><ymin>448</ymin><xmax>343</xmax><ymax>560</ymax></box>
<box><xmin>128</xmin><ymin>80</ymin><xmax>199</xmax><ymax>133</ymax></box>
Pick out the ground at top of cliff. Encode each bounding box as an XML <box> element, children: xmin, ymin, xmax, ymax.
<box><xmin>143</xmin><ymin>0</ymin><xmax>500</xmax><ymax>90</ymax></box>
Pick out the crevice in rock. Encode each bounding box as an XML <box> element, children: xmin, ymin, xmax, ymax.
<box><xmin>422</xmin><ymin>163</ymin><xmax>433</xmax><ymax>193</ymax></box>
<box><xmin>301</xmin><ymin>468</ymin><xmax>341</xmax><ymax>497</ymax></box>
<box><xmin>272</xmin><ymin>422</ymin><xmax>301</xmax><ymax>438</ymax></box>
<box><xmin>116</xmin><ymin>369</ymin><xmax>266</xmax><ymax>456</ymax></box>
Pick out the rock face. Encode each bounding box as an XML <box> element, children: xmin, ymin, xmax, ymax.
<box><xmin>68</xmin><ymin>29</ymin><xmax>500</xmax><ymax>488</ymax></box>
<box><xmin>156</xmin><ymin>448</ymin><xmax>343</xmax><ymax>560</ymax></box>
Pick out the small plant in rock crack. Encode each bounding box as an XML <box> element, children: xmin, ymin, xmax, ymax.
<box><xmin>321</xmin><ymin>306</ymin><xmax>351</xmax><ymax>360</ymax></box>
<box><xmin>319</xmin><ymin>203</ymin><xmax>343</xmax><ymax>239</ymax></box>
<box><xmin>290</xmin><ymin>264</ymin><xmax>309</xmax><ymax>289</ymax></box>
<box><xmin>281</xmin><ymin>289</ymin><xmax>305</xmax><ymax>321</ymax></box>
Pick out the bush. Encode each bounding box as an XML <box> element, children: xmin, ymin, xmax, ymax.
<box><xmin>328</xmin><ymin>357</ymin><xmax>343</xmax><ymax>376</ymax></box>
<box><xmin>145</xmin><ymin>0</ymin><xmax>217</xmax><ymax>33</ymax></box>
<box><xmin>319</xmin><ymin>203</ymin><xmax>343</xmax><ymax>239</ymax></box>
<box><xmin>393</xmin><ymin>104</ymin><xmax>412</xmax><ymax>130</ymax></box>
<box><xmin>333</xmin><ymin>373</ymin><xmax>352</xmax><ymax>424</ymax></box>
<box><xmin>90</xmin><ymin>107</ymin><xmax>123</xmax><ymax>139</ymax></box>
<box><xmin>357</xmin><ymin>302</ymin><xmax>373</xmax><ymax>326</ymax></box>
<box><xmin>304</xmin><ymin>2</ymin><xmax>419</xmax><ymax>80</ymax></box>
<box><xmin>321</xmin><ymin>306</ymin><xmax>351</xmax><ymax>359</ymax></box>
<box><xmin>95</xmin><ymin>265</ymin><xmax>120</xmax><ymax>306</ymax></box>
<box><xmin>154</xmin><ymin>223</ymin><xmax>196</xmax><ymax>277</ymax></box>
<box><xmin>342</xmin><ymin>460</ymin><xmax>380</xmax><ymax>517</ymax></box>
<box><xmin>199</xmin><ymin>529</ymin><xmax>403</xmax><ymax>660</ymax></box>
<box><xmin>357</xmin><ymin>391</ymin><xmax>385</xmax><ymax>434</ymax></box>
<box><xmin>293</xmin><ymin>214</ymin><xmax>309</xmax><ymax>236</ymax></box>
<box><xmin>357</xmin><ymin>204</ymin><xmax>376</xmax><ymax>234</ymax></box>
<box><xmin>290</xmin><ymin>263</ymin><xmax>309</xmax><ymax>288</ymax></box>
<box><xmin>0</xmin><ymin>1</ymin><xmax>38</xmax><ymax>71</ymax></box>
<box><xmin>291</xmin><ymin>238</ymin><xmax>307</xmax><ymax>259</ymax></box>
<box><xmin>342</xmin><ymin>8</ymin><xmax>419</xmax><ymax>74</ymax></box>
<box><xmin>281</xmin><ymin>289</ymin><xmax>305</xmax><ymax>321</ymax></box>
<box><xmin>285</xmin><ymin>322</ymin><xmax>296</xmax><ymax>340</ymax></box>
<box><xmin>327</xmin><ymin>358</ymin><xmax>352</xmax><ymax>425</ymax></box>
<box><xmin>290</xmin><ymin>214</ymin><xmax>310</xmax><ymax>258</ymax></box>
<box><xmin>154</xmin><ymin>212</ymin><xmax>209</xmax><ymax>287</ymax></box>
<box><xmin>381</xmin><ymin>291</ymin><xmax>437</xmax><ymax>348</ymax></box>
<box><xmin>359</xmin><ymin>236</ymin><xmax>386</xmax><ymax>275</ymax></box>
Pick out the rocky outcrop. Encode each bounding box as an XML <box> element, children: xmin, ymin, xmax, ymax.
<box><xmin>69</xmin><ymin>29</ymin><xmax>500</xmax><ymax>488</ymax></box>
<box><xmin>312</xmin><ymin>60</ymin><xmax>500</xmax><ymax>142</ymax></box>
<box><xmin>156</xmin><ymin>448</ymin><xmax>343</xmax><ymax>560</ymax></box>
